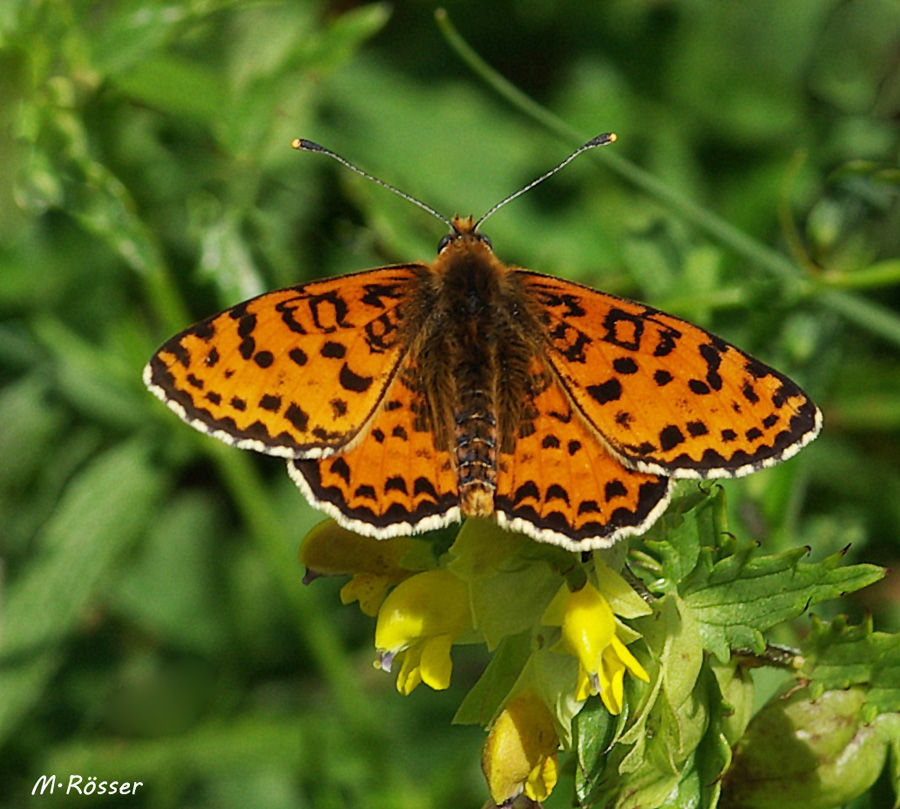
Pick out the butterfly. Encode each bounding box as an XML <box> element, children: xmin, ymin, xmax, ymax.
<box><xmin>144</xmin><ymin>134</ymin><xmax>821</xmax><ymax>551</ymax></box>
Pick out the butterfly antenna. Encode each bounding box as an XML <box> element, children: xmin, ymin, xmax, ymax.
<box><xmin>292</xmin><ymin>138</ymin><xmax>455</xmax><ymax>231</ymax></box>
<box><xmin>473</xmin><ymin>132</ymin><xmax>618</xmax><ymax>231</ymax></box>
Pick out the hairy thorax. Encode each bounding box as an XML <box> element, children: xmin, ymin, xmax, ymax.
<box><xmin>401</xmin><ymin>228</ymin><xmax>546</xmax><ymax>517</ymax></box>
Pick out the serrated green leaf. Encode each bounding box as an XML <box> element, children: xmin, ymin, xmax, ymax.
<box><xmin>576</xmin><ymin>595</ymin><xmax>707</xmax><ymax>808</ymax></box>
<box><xmin>710</xmin><ymin>662</ymin><xmax>755</xmax><ymax>747</ymax></box>
<box><xmin>606</xmin><ymin>764</ymin><xmax>682</xmax><ymax>809</ymax></box>
<box><xmin>800</xmin><ymin>615</ymin><xmax>900</xmax><ymax>713</ymax></box>
<box><xmin>658</xmin><ymin>755</ymin><xmax>704</xmax><ymax>809</ymax></box>
<box><xmin>693</xmin><ymin>664</ymin><xmax>748</xmax><ymax>808</ymax></box>
<box><xmin>682</xmin><ymin>545</ymin><xmax>884</xmax><ymax>662</ymax></box>
<box><xmin>639</xmin><ymin>487</ymin><xmax>725</xmax><ymax>589</ymax></box>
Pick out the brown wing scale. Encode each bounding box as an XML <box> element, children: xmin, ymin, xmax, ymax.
<box><xmin>516</xmin><ymin>272</ymin><xmax>822</xmax><ymax>478</ymax></box>
<box><xmin>144</xmin><ymin>265</ymin><xmax>424</xmax><ymax>458</ymax></box>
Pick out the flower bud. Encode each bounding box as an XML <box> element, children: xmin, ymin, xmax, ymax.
<box><xmin>722</xmin><ymin>686</ymin><xmax>889</xmax><ymax>809</ymax></box>
<box><xmin>481</xmin><ymin>690</ymin><xmax>559</xmax><ymax>805</ymax></box>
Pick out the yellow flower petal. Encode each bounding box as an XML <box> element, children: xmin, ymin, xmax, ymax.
<box><xmin>482</xmin><ymin>690</ymin><xmax>559</xmax><ymax>806</ymax></box>
<box><xmin>525</xmin><ymin>751</ymin><xmax>558</xmax><ymax>802</ymax></box>
<box><xmin>396</xmin><ymin>647</ymin><xmax>423</xmax><ymax>695</ymax></box>
<box><xmin>374</xmin><ymin>569</ymin><xmax>472</xmax><ymax>694</ymax></box>
<box><xmin>419</xmin><ymin>633</ymin><xmax>454</xmax><ymax>691</ymax></box>
<box><xmin>559</xmin><ymin>583</ymin><xmax>616</xmax><ymax>674</ymax></box>
<box><xmin>575</xmin><ymin>665</ymin><xmax>593</xmax><ymax>702</ymax></box>
<box><xmin>611</xmin><ymin>635</ymin><xmax>650</xmax><ymax>682</ymax></box>
<box><xmin>599</xmin><ymin>647</ymin><xmax>626</xmax><ymax>715</ymax></box>
<box><xmin>375</xmin><ymin>569</ymin><xmax>471</xmax><ymax>653</ymax></box>
<box><xmin>340</xmin><ymin>573</ymin><xmax>392</xmax><ymax>616</ymax></box>
<box><xmin>545</xmin><ymin>581</ymin><xmax>649</xmax><ymax>715</ymax></box>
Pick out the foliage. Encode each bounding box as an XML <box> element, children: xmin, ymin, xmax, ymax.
<box><xmin>2</xmin><ymin>1</ymin><xmax>899</xmax><ymax>807</ymax></box>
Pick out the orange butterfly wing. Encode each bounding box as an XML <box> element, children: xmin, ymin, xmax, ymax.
<box><xmin>516</xmin><ymin>272</ymin><xmax>822</xmax><ymax>478</ymax></box>
<box><xmin>144</xmin><ymin>265</ymin><xmax>424</xmax><ymax>457</ymax></box>
<box><xmin>288</xmin><ymin>359</ymin><xmax>461</xmax><ymax>538</ymax></box>
<box><xmin>494</xmin><ymin>358</ymin><xmax>671</xmax><ymax>550</ymax></box>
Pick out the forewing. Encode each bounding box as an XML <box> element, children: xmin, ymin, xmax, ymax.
<box><xmin>144</xmin><ymin>264</ymin><xmax>424</xmax><ymax>458</ymax></box>
<box><xmin>517</xmin><ymin>271</ymin><xmax>821</xmax><ymax>478</ymax></box>
<box><xmin>494</xmin><ymin>360</ymin><xmax>671</xmax><ymax>550</ymax></box>
<box><xmin>288</xmin><ymin>363</ymin><xmax>461</xmax><ymax>537</ymax></box>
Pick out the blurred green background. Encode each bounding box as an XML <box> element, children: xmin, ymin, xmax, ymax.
<box><xmin>2</xmin><ymin>1</ymin><xmax>899</xmax><ymax>807</ymax></box>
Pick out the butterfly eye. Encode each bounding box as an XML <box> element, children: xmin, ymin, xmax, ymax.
<box><xmin>437</xmin><ymin>233</ymin><xmax>456</xmax><ymax>252</ymax></box>
<box><xmin>477</xmin><ymin>232</ymin><xmax>492</xmax><ymax>249</ymax></box>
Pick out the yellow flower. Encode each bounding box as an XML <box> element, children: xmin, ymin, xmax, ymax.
<box><xmin>374</xmin><ymin>569</ymin><xmax>472</xmax><ymax>694</ymax></box>
<box><xmin>298</xmin><ymin>520</ymin><xmax>423</xmax><ymax>616</ymax></box>
<box><xmin>543</xmin><ymin>581</ymin><xmax>650</xmax><ymax>715</ymax></box>
<box><xmin>481</xmin><ymin>690</ymin><xmax>559</xmax><ymax>805</ymax></box>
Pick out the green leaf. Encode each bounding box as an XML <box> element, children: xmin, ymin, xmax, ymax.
<box><xmin>0</xmin><ymin>440</ymin><xmax>167</xmax><ymax>742</ymax></box>
<box><xmin>682</xmin><ymin>543</ymin><xmax>884</xmax><ymax>661</ymax></box>
<box><xmin>453</xmin><ymin>631</ymin><xmax>532</xmax><ymax>727</ymax></box>
<box><xmin>448</xmin><ymin>520</ymin><xmax>566</xmax><ymax>650</ymax></box>
<box><xmin>110</xmin><ymin>491</ymin><xmax>229</xmax><ymax>656</ymax></box>
<box><xmin>574</xmin><ymin>698</ymin><xmax>619</xmax><ymax>803</ymax></box>
<box><xmin>722</xmin><ymin>686</ymin><xmax>892</xmax><ymax>809</ymax></box>
<box><xmin>578</xmin><ymin>594</ymin><xmax>708</xmax><ymax>808</ymax></box>
<box><xmin>592</xmin><ymin>558</ymin><xmax>653</xmax><ymax>620</ymax></box>
<box><xmin>638</xmin><ymin>487</ymin><xmax>725</xmax><ymax>589</ymax></box>
<box><xmin>800</xmin><ymin>615</ymin><xmax>900</xmax><ymax>714</ymax></box>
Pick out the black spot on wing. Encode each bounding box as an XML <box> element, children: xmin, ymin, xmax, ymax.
<box><xmin>321</xmin><ymin>341</ymin><xmax>346</xmax><ymax>359</ymax></box>
<box><xmin>659</xmin><ymin>425</ymin><xmax>685</xmax><ymax>452</ymax></box>
<box><xmin>285</xmin><ymin>402</ymin><xmax>309</xmax><ymax>432</ymax></box>
<box><xmin>654</xmin><ymin>370</ymin><xmax>673</xmax><ymax>387</ymax></box>
<box><xmin>339</xmin><ymin>364</ymin><xmax>373</xmax><ymax>393</ymax></box>
<box><xmin>613</xmin><ymin>357</ymin><xmax>639</xmax><ymax>374</ymax></box>
<box><xmin>385</xmin><ymin>476</ymin><xmax>408</xmax><ymax>494</ymax></box>
<box><xmin>587</xmin><ymin>378</ymin><xmax>622</xmax><ymax>405</ymax></box>
<box><xmin>259</xmin><ymin>394</ymin><xmax>281</xmax><ymax>412</ymax></box>
<box><xmin>689</xmin><ymin>379</ymin><xmax>711</xmax><ymax>395</ymax></box>
<box><xmin>254</xmin><ymin>350</ymin><xmax>274</xmax><ymax>368</ymax></box>
<box><xmin>601</xmin><ymin>308</ymin><xmax>643</xmax><ymax>351</ymax></box>
<box><xmin>289</xmin><ymin>348</ymin><xmax>308</xmax><ymax>367</ymax></box>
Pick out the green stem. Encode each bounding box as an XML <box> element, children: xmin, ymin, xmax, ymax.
<box><xmin>435</xmin><ymin>9</ymin><xmax>900</xmax><ymax>350</ymax></box>
<box><xmin>205</xmin><ymin>444</ymin><xmax>379</xmax><ymax>732</ymax></box>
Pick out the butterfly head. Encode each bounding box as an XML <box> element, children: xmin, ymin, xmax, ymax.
<box><xmin>437</xmin><ymin>215</ymin><xmax>494</xmax><ymax>255</ymax></box>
